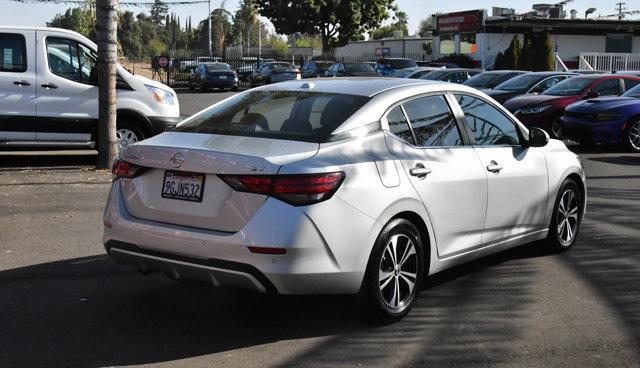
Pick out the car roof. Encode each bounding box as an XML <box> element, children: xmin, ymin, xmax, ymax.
<box><xmin>483</xmin><ymin>70</ymin><xmax>527</xmax><ymax>74</ymax></box>
<box><xmin>525</xmin><ymin>71</ymin><xmax>576</xmax><ymax>76</ymax></box>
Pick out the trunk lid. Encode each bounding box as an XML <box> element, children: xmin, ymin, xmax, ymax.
<box><xmin>119</xmin><ymin>132</ymin><xmax>319</xmax><ymax>232</ymax></box>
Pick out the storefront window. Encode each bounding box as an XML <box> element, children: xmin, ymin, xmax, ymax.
<box><xmin>460</xmin><ymin>33</ymin><xmax>477</xmax><ymax>54</ymax></box>
<box><xmin>439</xmin><ymin>34</ymin><xmax>455</xmax><ymax>55</ymax></box>
<box><xmin>605</xmin><ymin>34</ymin><xmax>632</xmax><ymax>53</ymax></box>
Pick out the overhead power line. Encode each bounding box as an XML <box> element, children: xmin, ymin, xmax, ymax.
<box><xmin>11</xmin><ymin>0</ymin><xmax>208</xmax><ymax>6</ymax></box>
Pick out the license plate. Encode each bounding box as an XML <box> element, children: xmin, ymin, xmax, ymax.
<box><xmin>219</xmin><ymin>75</ymin><xmax>226</xmax><ymax>79</ymax></box>
<box><xmin>161</xmin><ymin>171</ymin><xmax>205</xmax><ymax>202</ymax></box>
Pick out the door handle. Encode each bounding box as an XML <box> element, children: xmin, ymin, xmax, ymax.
<box><xmin>486</xmin><ymin>160</ymin><xmax>503</xmax><ymax>174</ymax></box>
<box><xmin>41</xmin><ymin>83</ymin><xmax>58</xmax><ymax>89</ymax></box>
<box><xmin>409</xmin><ymin>163</ymin><xmax>432</xmax><ymax>179</ymax></box>
<box><xmin>13</xmin><ymin>80</ymin><xmax>31</xmax><ymax>87</ymax></box>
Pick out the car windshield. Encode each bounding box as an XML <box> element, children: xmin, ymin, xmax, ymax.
<box><xmin>622</xmin><ymin>84</ymin><xmax>640</xmax><ymax>98</ymax></box>
<box><xmin>495</xmin><ymin>74</ymin><xmax>545</xmax><ymax>91</ymax></box>
<box><xmin>206</xmin><ymin>63</ymin><xmax>231</xmax><ymax>72</ymax></box>
<box><xmin>345</xmin><ymin>63</ymin><xmax>375</xmax><ymax>73</ymax></box>
<box><xmin>420</xmin><ymin>70</ymin><xmax>449</xmax><ymax>80</ymax></box>
<box><xmin>543</xmin><ymin>77</ymin><xmax>593</xmax><ymax>96</ymax></box>
<box><xmin>271</xmin><ymin>62</ymin><xmax>294</xmax><ymax>70</ymax></box>
<box><xmin>390</xmin><ymin>69</ymin><xmax>413</xmax><ymax>78</ymax></box>
<box><xmin>174</xmin><ymin>90</ymin><xmax>370</xmax><ymax>143</ymax></box>
<box><xmin>390</xmin><ymin>59</ymin><xmax>417</xmax><ymax>69</ymax></box>
<box><xmin>463</xmin><ymin>73</ymin><xmax>499</xmax><ymax>87</ymax></box>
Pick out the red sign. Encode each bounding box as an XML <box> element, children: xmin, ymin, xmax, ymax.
<box><xmin>158</xmin><ymin>57</ymin><xmax>169</xmax><ymax>68</ymax></box>
<box><xmin>436</xmin><ymin>10</ymin><xmax>483</xmax><ymax>33</ymax></box>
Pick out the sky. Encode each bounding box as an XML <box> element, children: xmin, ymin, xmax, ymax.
<box><xmin>0</xmin><ymin>0</ymin><xmax>638</xmax><ymax>36</ymax></box>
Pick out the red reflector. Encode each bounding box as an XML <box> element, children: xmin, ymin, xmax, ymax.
<box><xmin>248</xmin><ymin>246</ymin><xmax>287</xmax><ymax>255</ymax></box>
<box><xmin>112</xmin><ymin>159</ymin><xmax>146</xmax><ymax>179</ymax></box>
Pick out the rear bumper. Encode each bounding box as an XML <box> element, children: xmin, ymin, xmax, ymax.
<box><xmin>103</xmin><ymin>181</ymin><xmax>377</xmax><ymax>295</ymax></box>
<box><xmin>203</xmin><ymin>79</ymin><xmax>238</xmax><ymax>87</ymax></box>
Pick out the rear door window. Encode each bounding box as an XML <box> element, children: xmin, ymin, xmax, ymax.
<box><xmin>402</xmin><ymin>95</ymin><xmax>463</xmax><ymax>147</ymax></box>
<box><xmin>591</xmin><ymin>79</ymin><xmax>622</xmax><ymax>96</ymax></box>
<box><xmin>386</xmin><ymin>105</ymin><xmax>414</xmax><ymax>144</ymax></box>
<box><xmin>455</xmin><ymin>94</ymin><xmax>521</xmax><ymax>146</ymax></box>
<box><xmin>0</xmin><ymin>33</ymin><xmax>27</xmax><ymax>72</ymax></box>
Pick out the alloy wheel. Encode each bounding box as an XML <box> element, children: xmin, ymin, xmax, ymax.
<box><xmin>629</xmin><ymin>121</ymin><xmax>640</xmax><ymax>151</ymax></box>
<box><xmin>557</xmin><ymin>188</ymin><xmax>579</xmax><ymax>245</ymax></box>
<box><xmin>116</xmin><ymin>128</ymin><xmax>139</xmax><ymax>149</ymax></box>
<box><xmin>378</xmin><ymin>234</ymin><xmax>418</xmax><ymax>311</ymax></box>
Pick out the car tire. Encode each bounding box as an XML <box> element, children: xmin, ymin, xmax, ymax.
<box><xmin>116</xmin><ymin>122</ymin><xmax>146</xmax><ymax>150</ymax></box>
<box><xmin>360</xmin><ymin>218</ymin><xmax>425</xmax><ymax>323</ymax></box>
<box><xmin>546</xmin><ymin>178</ymin><xmax>582</xmax><ymax>252</ymax></box>
<box><xmin>625</xmin><ymin>119</ymin><xmax>640</xmax><ymax>153</ymax></box>
<box><xmin>199</xmin><ymin>82</ymin><xmax>208</xmax><ymax>93</ymax></box>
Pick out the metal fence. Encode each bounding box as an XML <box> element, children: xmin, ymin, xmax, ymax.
<box><xmin>579</xmin><ymin>52</ymin><xmax>640</xmax><ymax>71</ymax></box>
<box><xmin>151</xmin><ymin>48</ymin><xmax>432</xmax><ymax>88</ymax></box>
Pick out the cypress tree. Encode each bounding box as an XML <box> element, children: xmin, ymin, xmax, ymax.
<box><xmin>520</xmin><ymin>38</ymin><xmax>532</xmax><ymax>71</ymax></box>
<box><xmin>541</xmin><ymin>33</ymin><xmax>554</xmax><ymax>71</ymax></box>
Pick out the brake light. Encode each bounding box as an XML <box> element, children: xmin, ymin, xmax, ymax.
<box><xmin>219</xmin><ymin>172</ymin><xmax>345</xmax><ymax>206</ymax></box>
<box><xmin>112</xmin><ymin>159</ymin><xmax>147</xmax><ymax>179</ymax></box>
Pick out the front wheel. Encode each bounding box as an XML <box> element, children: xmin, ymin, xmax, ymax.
<box><xmin>116</xmin><ymin>123</ymin><xmax>146</xmax><ymax>151</ymax></box>
<box><xmin>546</xmin><ymin>178</ymin><xmax>582</xmax><ymax>252</ymax></box>
<box><xmin>360</xmin><ymin>218</ymin><xmax>425</xmax><ymax>322</ymax></box>
<box><xmin>625</xmin><ymin>120</ymin><xmax>640</xmax><ymax>152</ymax></box>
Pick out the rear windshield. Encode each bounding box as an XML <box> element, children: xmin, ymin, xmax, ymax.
<box><xmin>345</xmin><ymin>63</ymin><xmax>375</xmax><ymax>73</ymax></box>
<box><xmin>464</xmin><ymin>72</ymin><xmax>499</xmax><ymax>87</ymax></box>
<box><xmin>271</xmin><ymin>62</ymin><xmax>294</xmax><ymax>70</ymax></box>
<box><xmin>390</xmin><ymin>59</ymin><xmax>417</xmax><ymax>69</ymax></box>
<box><xmin>206</xmin><ymin>63</ymin><xmax>231</xmax><ymax>72</ymax></box>
<box><xmin>495</xmin><ymin>74</ymin><xmax>544</xmax><ymax>91</ymax></box>
<box><xmin>420</xmin><ymin>70</ymin><xmax>449</xmax><ymax>80</ymax></box>
<box><xmin>174</xmin><ymin>90</ymin><xmax>370</xmax><ymax>143</ymax></box>
<box><xmin>543</xmin><ymin>77</ymin><xmax>592</xmax><ymax>96</ymax></box>
<box><xmin>390</xmin><ymin>69</ymin><xmax>413</xmax><ymax>78</ymax></box>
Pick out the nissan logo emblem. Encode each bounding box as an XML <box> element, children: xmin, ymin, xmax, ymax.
<box><xmin>170</xmin><ymin>152</ymin><xmax>184</xmax><ymax>168</ymax></box>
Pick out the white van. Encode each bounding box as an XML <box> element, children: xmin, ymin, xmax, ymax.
<box><xmin>0</xmin><ymin>26</ymin><xmax>180</xmax><ymax>148</ymax></box>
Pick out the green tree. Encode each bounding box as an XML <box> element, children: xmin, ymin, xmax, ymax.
<box><xmin>235</xmin><ymin>0</ymin><xmax>258</xmax><ymax>49</ymax></box>
<box><xmin>417</xmin><ymin>17</ymin><xmax>432</xmax><ymax>37</ymax></box>
<box><xmin>370</xmin><ymin>9</ymin><xmax>408</xmax><ymax>40</ymax></box>
<box><xmin>256</xmin><ymin>0</ymin><xmax>396</xmax><ymax>52</ymax></box>
<box><xmin>501</xmin><ymin>35</ymin><xmax>522</xmax><ymax>69</ymax></box>
<box><xmin>47</xmin><ymin>7</ymin><xmax>96</xmax><ymax>40</ymax></box>
<box><xmin>150</xmin><ymin>0</ymin><xmax>169</xmax><ymax>25</ymax></box>
<box><xmin>118</xmin><ymin>11</ymin><xmax>143</xmax><ymax>58</ymax></box>
<box><xmin>269</xmin><ymin>36</ymin><xmax>289</xmax><ymax>54</ymax></box>
<box><xmin>540</xmin><ymin>33</ymin><xmax>554</xmax><ymax>71</ymax></box>
<box><xmin>520</xmin><ymin>38</ymin><xmax>532</xmax><ymax>70</ymax></box>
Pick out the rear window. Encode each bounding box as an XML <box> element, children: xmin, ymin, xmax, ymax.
<box><xmin>543</xmin><ymin>77</ymin><xmax>593</xmax><ymax>96</ymax></box>
<box><xmin>345</xmin><ymin>63</ymin><xmax>375</xmax><ymax>73</ymax></box>
<box><xmin>205</xmin><ymin>63</ymin><xmax>231</xmax><ymax>72</ymax></box>
<box><xmin>463</xmin><ymin>72</ymin><xmax>499</xmax><ymax>87</ymax></box>
<box><xmin>175</xmin><ymin>90</ymin><xmax>370</xmax><ymax>143</ymax></box>
<box><xmin>390</xmin><ymin>59</ymin><xmax>417</xmax><ymax>69</ymax></box>
<box><xmin>495</xmin><ymin>74</ymin><xmax>545</xmax><ymax>91</ymax></box>
<box><xmin>0</xmin><ymin>33</ymin><xmax>27</xmax><ymax>72</ymax></box>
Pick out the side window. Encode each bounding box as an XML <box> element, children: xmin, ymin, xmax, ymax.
<box><xmin>0</xmin><ymin>33</ymin><xmax>27</xmax><ymax>72</ymax></box>
<box><xmin>403</xmin><ymin>95</ymin><xmax>463</xmax><ymax>147</ymax></box>
<box><xmin>534</xmin><ymin>76</ymin><xmax>563</xmax><ymax>92</ymax></box>
<box><xmin>591</xmin><ymin>79</ymin><xmax>621</xmax><ymax>96</ymax></box>
<box><xmin>455</xmin><ymin>94</ymin><xmax>521</xmax><ymax>146</ymax></box>
<box><xmin>624</xmin><ymin>78</ymin><xmax>640</xmax><ymax>91</ymax></box>
<box><xmin>47</xmin><ymin>37</ymin><xmax>81</xmax><ymax>83</ymax></box>
<box><xmin>78</xmin><ymin>43</ymin><xmax>97</xmax><ymax>83</ymax></box>
<box><xmin>337</xmin><ymin>64</ymin><xmax>345</xmax><ymax>73</ymax></box>
<box><xmin>386</xmin><ymin>105</ymin><xmax>414</xmax><ymax>144</ymax></box>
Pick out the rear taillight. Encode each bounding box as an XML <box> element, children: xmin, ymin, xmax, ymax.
<box><xmin>112</xmin><ymin>159</ymin><xmax>147</xmax><ymax>179</ymax></box>
<box><xmin>219</xmin><ymin>172</ymin><xmax>345</xmax><ymax>206</ymax></box>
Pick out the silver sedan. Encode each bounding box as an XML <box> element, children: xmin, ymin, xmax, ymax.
<box><xmin>104</xmin><ymin>78</ymin><xmax>586</xmax><ymax>321</ymax></box>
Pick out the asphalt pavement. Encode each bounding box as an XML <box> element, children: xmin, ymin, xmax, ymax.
<box><xmin>0</xmin><ymin>91</ymin><xmax>639</xmax><ymax>367</ymax></box>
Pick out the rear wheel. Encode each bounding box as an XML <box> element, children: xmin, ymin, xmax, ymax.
<box><xmin>546</xmin><ymin>178</ymin><xmax>582</xmax><ymax>252</ymax></box>
<box><xmin>625</xmin><ymin>120</ymin><xmax>640</xmax><ymax>152</ymax></box>
<box><xmin>360</xmin><ymin>218</ymin><xmax>424</xmax><ymax>322</ymax></box>
<box><xmin>116</xmin><ymin>122</ymin><xmax>145</xmax><ymax>151</ymax></box>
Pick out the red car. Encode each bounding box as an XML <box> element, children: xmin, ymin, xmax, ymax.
<box><xmin>503</xmin><ymin>74</ymin><xmax>640</xmax><ymax>138</ymax></box>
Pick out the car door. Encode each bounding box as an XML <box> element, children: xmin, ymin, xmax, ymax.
<box><xmin>589</xmin><ymin>78</ymin><xmax>622</xmax><ymax>97</ymax></box>
<box><xmin>383</xmin><ymin>94</ymin><xmax>488</xmax><ymax>258</ymax></box>
<box><xmin>0</xmin><ymin>30</ymin><xmax>37</xmax><ymax>141</ymax></box>
<box><xmin>452</xmin><ymin>93</ymin><xmax>549</xmax><ymax>244</ymax></box>
<box><xmin>35</xmin><ymin>32</ymin><xmax>98</xmax><ymax>141</ymax></box>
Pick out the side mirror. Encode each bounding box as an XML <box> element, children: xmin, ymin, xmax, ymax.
<box><xmin>584</xmin><ymin>90</ymin><xmax>599</xmax><ymax>99</ymax></box>
<box><xmin>527</xmin><ymin>127</ymin><xmax>549</xmax><ymax>147</ymax></box>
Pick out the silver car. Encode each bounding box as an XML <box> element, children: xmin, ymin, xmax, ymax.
<box><xmin>249</xmin><ymin>61</ymin><xmax>301</xmax><ymax>87</ymax></box>
<box><xmin>104</xmin><ymin>78</ymin><xmax>586</xmax><ymax>321</ymax></box>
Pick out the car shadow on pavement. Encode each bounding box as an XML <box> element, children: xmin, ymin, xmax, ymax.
<box><xmin>0</xmin><ymin>243</ymin><xmax>549</xmax><ymax>368</ymax></box>
<box><xmin>587</xmin><ymin>155</ymin><xmax>640</xmax><ymax>166</ymax></box>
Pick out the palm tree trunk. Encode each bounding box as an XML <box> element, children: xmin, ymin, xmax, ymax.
<box><xmin>95</xmin><ymin>0</ymin><xmax>119</xmax><ymax>169</ymax></box>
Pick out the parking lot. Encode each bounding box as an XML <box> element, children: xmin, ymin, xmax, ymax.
<box><xmin>1</xmin><ymin>90</ymin><xmax>639</xmax><ymax>367</ymax></box>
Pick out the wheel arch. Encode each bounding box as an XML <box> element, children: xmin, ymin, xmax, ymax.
<box><xmin>566</xmin><ymin>172</ymin><xmax>586</xmax><ymax>216</ymax></box>
<box><xmin>117</xmin><ymin>109</ymin><xmax>154</xmax><ymax>137</ymax></box>
<box><xmin>389</xmin><ymin>211</ymin><xmax>432</xmax><ymax>276</ymax></box>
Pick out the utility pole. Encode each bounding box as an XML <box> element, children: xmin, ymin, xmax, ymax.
<box><xmin>616</xmin><ymin>2</ymin><xmax>626</xmax><ymax>20</ymax></box>
<box><xmin>95</xmin><ymin>0</ymin><xmax>119</xmax><ymax>169</ymax></box>
<box><xmin>208</xmin><ymin>0</ymin><xmax>212</xmax><ymax>56</ymax></box>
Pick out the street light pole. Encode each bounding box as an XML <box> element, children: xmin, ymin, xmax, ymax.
<box><xmin>208</xmin><ymin>0</ymin><xmax>212</xmax><ymax>56</ymax></box>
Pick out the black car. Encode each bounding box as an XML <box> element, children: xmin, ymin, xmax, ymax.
<box><xmin>301</xmin><ymin>60</ymin><xmax>335</xmax><ymax>78</ymax></box>
<box><xmin>482</xmin><ymin>72</ymin><xmax>576</xmax><ymax>104</ymax></box>
<box><xmin>325</xmin><ymin>62</ymin><xmax>379</xmax><ymax>77</ymax></box>
<box><xmin>463</xmin><ymin>70</ymin><xmax>527</xmax><ymax>89</ymax></box>
<box><xmin>419</xmin><ymin>68</ymin><xmax>482</xmax><ymax>84</ymax></box>
<box><xmin>189</xmin><ymin>62</ymin><xmax>238</xmax><ymax>92</ymax></box>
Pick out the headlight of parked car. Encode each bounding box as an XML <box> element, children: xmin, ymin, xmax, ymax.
<box><xmin>519</xmin><ymin>105</ymin><xmax>550</xmax><ymax>114</ymax></box>
<box><xmin>145</xmin><ymin>85</ymin><xmax>176</xmax><ymax>105</ymax></box>
<box><xmin>594</xmin><ymin>112</ymin><xmax>623</xmax><ymax>122</ymax></box>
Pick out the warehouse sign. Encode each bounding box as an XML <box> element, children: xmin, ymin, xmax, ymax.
<box><xmin>436</xmin><ymin>10</ymin><xmax>483</xmax><ymax>33</ymax></box>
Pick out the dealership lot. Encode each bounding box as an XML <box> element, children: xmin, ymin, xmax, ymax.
<box><xmin>1</xmin><ymin>90</ymin><xmax>639</xmax><ymax>367</ymax></box>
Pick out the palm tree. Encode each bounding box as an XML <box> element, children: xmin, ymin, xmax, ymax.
<box><xmin>238</xmin><ymin>0</ymin><xmax>258</xmax><ymax>49</ymax></box>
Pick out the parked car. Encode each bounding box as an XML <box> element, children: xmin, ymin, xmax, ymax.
<box><xmin>301</xmin><ymin>60</ymin><xmax>335</xmax><ymax>78</ymax></box>
<box><xmin>250</xmin><ymin>62</ymin><xmax>301</xmax><ymax>86</ymax></box>
<box><xmin>189</xmin><ymin>62</ymin><xmax>238</xmax><ymax>92</ymax></box>
<box><xmin>463</xmin><ymin>70</ymin><xmax>527</xmax><ymax>89</ymax></box>
<box><xmin>418</xmin><ymin>61</ymin><xmax>458</xmax><ymax>68</ymax></box>
<box><xmin>0</xmin><ymin>26</ymin><xmax>180</xmax><ymax>149</ymax></box>
<box><xmin>389</xmin><ymin>67</ymin><xmax>444</xmax><ymax>79</ymax></box>
<box><xmin>325</xmin><ymin>62</ymin><xmax>379</xmax><ymax>77</ymax></box>
<box><xmin>105</xmin><ymin>78</ymin><xmax>586</xmax><ymax>322</ymax></box>
<box><xmin>561</xmin><ymin>81</ymin><xmax>640</xmax><ymax>151</ymax></box>
<box><xmin>614</xmin><ymin>70</ymin><xmax>640</xmax><ymax>77</ymax></box>
<box><xmin>376</xmin><ymin>58</ymin><xmax>417</xmax><ymax>76</ymax></box>
<box><xmin>504</xmin><ymin>74</ymin><xmax>640</xmax><ymax>138</ymax></box>
<box><xmin>483</xmin><ymin>72</ymin><xmax>577</xmax><ymax>104</ymax></box>
<box><xmin>419</xmin><ymin>68</ymin><xmax>482</xmax><ymax>84</ymax></box>
<box><xmin>237</xmin><ymin>58</ymin><xmax>275</xmax><ymax>81</ymax></box>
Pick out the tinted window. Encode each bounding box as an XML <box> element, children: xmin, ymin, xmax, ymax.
<box><xmin>205</xmin><ymin>63</ymin><xmax>231</xmax><ymax>72</ymax></box>
<box><xmin>455</xmin><ymin>94</ymin><xmax>521</xmax><ymax>146</ymax></box>
<box><xmin>531</xmin><ymin>76</ymin><xmax>566</xmax><ymax>93</ymax></box>
<box><xmin>175</xmin><ymin>91</ymin><xmax>370</xmax><ymax>143</ymax></box>
<box><xmin>495</xmin><ymin>73</ymin><xmax>546</xmax><ymax>92</ymax></box>
<box><xmin>0</xmin><ymin>33</ymin><xmax>27</xmax><ymax>72</ymax></box>
<box><xmin>591</xmin><ymin>79</ymin><xmax>621</xmax><ymax>96</ymax></box>
<box><xmin>464</xmin><ymin>72</ymin><xmax>500</xmax><ymax>87</ymax></box>
<box><xmin>403</xmin><ymin>95</ymin><xmax>462</xmax><ymax>147</ymax></box>
<box><xmin>386</xmin><ymin>106</ymin><xmax>414</xmax><ymax>144</ymax></box>
<box><xmin>622</xmin><ymin>83</ymin><xmax>640</xmax><ymax>98</ymax></box>
<box><xmin>389</xmin><ymin>59</ymin><xmax>417</xmax><ymax>69</ymax></box>
<box><xmin>624</xmin><ymin>79</ymin><xmax>640</xmax><ymax>92</ymax></box>
<box><xmin>47</xmin><ymin>37</ymin><xmax>95</xmax><ymax>85</ymax></box>
<box><xmin>345</xmin><ymin>63</ymin><xmax>375</xmax><ymax>73</ymax></box>
<box><xmin>543</xmin><ymin>77</ymin><xmax>593</xmax><ymax>96</ymax></box>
